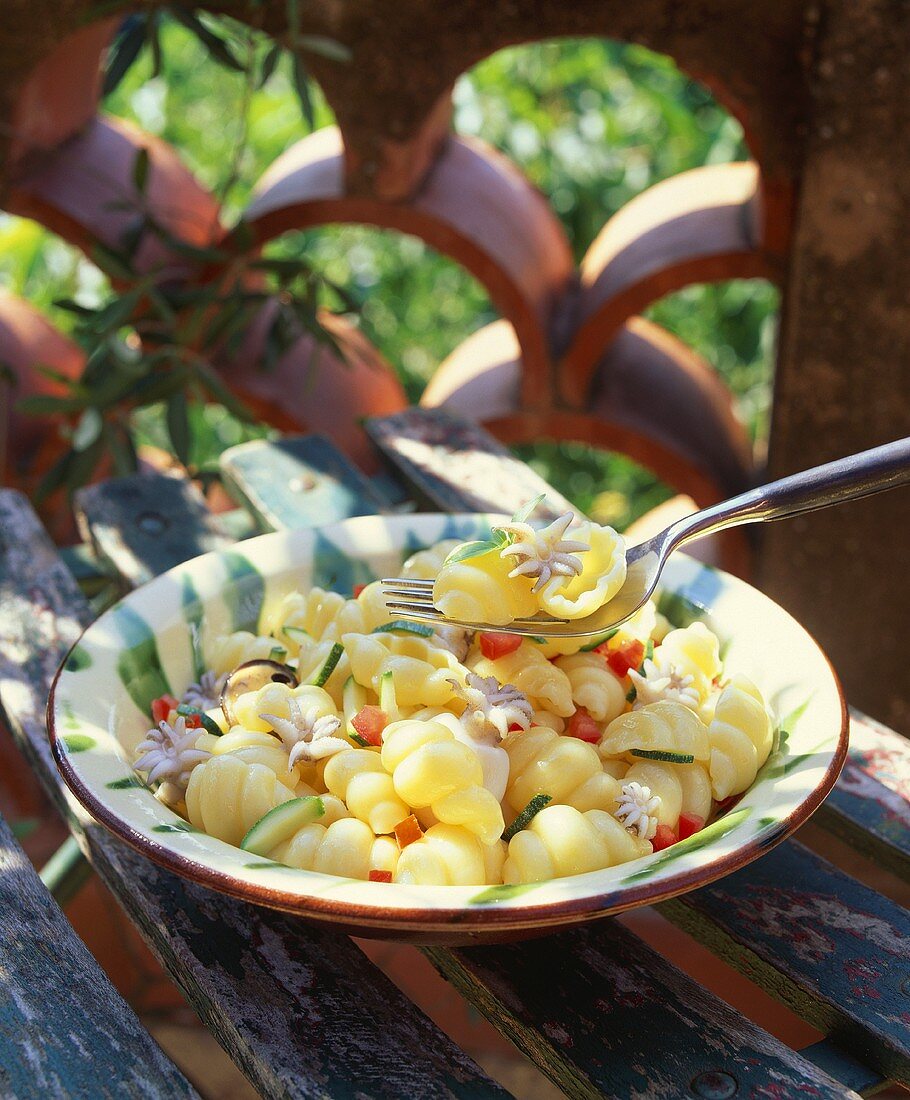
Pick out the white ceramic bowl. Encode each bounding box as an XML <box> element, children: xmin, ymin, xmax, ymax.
<box><xmin>50</xmin><ymin>513</ymin><xmax>847</xmax><ymax>944</ymax></box>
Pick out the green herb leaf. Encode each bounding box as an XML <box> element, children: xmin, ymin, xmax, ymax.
<box><xmin>442</xmin><ymin>539</ymin><xmax>497</xmax><ymax>566</ymax></box>
<box><xmin>510</xmin><ymin>493</ymin><xmax>546</xmax><ymax>524</ymax></box>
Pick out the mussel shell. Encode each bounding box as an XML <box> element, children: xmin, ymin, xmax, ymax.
<box><xmin>220</xmin><ymin>659</ymin><xmax>298</xmax><ymax>727</ymax></box>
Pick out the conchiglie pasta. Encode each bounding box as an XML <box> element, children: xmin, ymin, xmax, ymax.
<box><xmin>708</xmin><ymin>675</ymin><xmax>775</xmax><ymax>800</ymax></box>
<box><xmin>206</xmin><ymin>631</ymin><xmax>279</xmax><ymax>676</ymax></box>
<box><xmin>599</xmin><ymin>701</ymin><xmax>710</xmax><ymax>762</ymax></box>
<box><xmin>401</xmin><ymin>541</ymin><xmax>462</xmax><ymax>580</ymax></box>
<box><xmin>537</xmin><ymin>521</ymin><xmax>627</xmax><ymax>620</ymax></box>
<box><xmin>344</xmin><ymin>632</ymin><xmax>465</xmax><ymax>707</ymax></box>
<box><xmin>470</xmin><ymin>642</ymin><xmax>574</xmax><ymax>717</ymax></box>
<box><xmin>381</xmin><ymin>719</ymin><xmax>504</xmax><ymax>844</ymax></box>
<box><xmin>503</xmin><ymin>726</ymin><xmax>622</xmax><ymax>816</ymax></box>
<box><xmin>271</xmin><ymin>817</ymin><xmax>397</xmax><ymax>880</ymax></box>
<box><xmin>394</xmin><ymin>823</ymin><xmax>488</xmax><ymax>886</ymax></box>
<box><xmin>433</xmin><ymin>550</ymin><xmax>538</xmax><ymax>627</ymax></box>
<box><xmin>322</xmin><ymin>748</ymin><xmax>410</xmax><ymax>835</ymax></box>
<box><xmin>502</xmin><ymin>805</ymin><xmax>651</xmax><ymax>883</ymax></box>
<box><xmin>554</xmin><ymin>652</ymin><xmax>626</xmax><ymax>723</ymax></box>
<box><xmin>185</xmin><ymin>754</ymin><xmax>296</xmax><ymax>845</ymax></box>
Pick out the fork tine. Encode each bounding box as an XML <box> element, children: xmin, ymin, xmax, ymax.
<box><xmin>384</xmin><ymin>602</ymin><xmax>445</xmax><ymax>620</ymax></box>
<box><xmin>380</xmin><ymin>577</ymin><xmax>434</xmax><ymax>589</ymax></box>
<box><xmin>382</xmin><ymin>588</ymin><xmax>436</xmax><ymax>604</ymax></box>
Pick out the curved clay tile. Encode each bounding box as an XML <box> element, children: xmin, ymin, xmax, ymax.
<box><xmin>423</xmin><ymin>314</ymin><xmax>753</xmax><ymax>502</ymax></box>
<box><xmin>563</xmin><ymin>163</ymin><xmax>773</xmax><ymax>403</ymax></box>
<box><xmin>7</xmin><ymin>115</ymin><xmax>222</xmax><ymax>279</ymax></box>
<box><xmin>240</xmin><ymin>126</ymin><xmax>574</xmax><ymax>406</ymax></box>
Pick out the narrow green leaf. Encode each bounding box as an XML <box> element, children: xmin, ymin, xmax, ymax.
<box><xmin>258</xmin><ymin>41</ymin><xmax>282</xmax><ymax>87</ymax></box>
<box><xmin>166</xmin><ymin>393</ymin><xmax>191</xmax><ymax>466</ymax></box>
<box><xmin>442</xmin><ymin>539</ymin><xmax>498</xmax><ymax>566</ymax></box>
<box><xmin>168</xmin><ymin>8</ymin><xmax>244</xmax><ymax>70</ymax></box>
<box><xmin>132</xmin><ymin>147</ymin><xmax>150</xmax><ymax>194</ymax></box>
<box><xmin>510</xmin><ymin>493</ymin><xmax>546</xmax><ymax>524</ymax></box>
<box><xmin>102</xmin><ymin>16</ymin><xmax>147</xmax><ymax>96</ymax></box>
<box><xmin>72</xmin><ymin>407</ymin><xmax>103</xmax><ymax>452</ymax></box>
<box><xmin>17</xmin><ymin>393</ymin><xmax>87</xmax><ymax>416</ymax></box>
<box><xmin>298</xmin><ymin>35</ymin><xmax>352</xmax><ymax>62</ymax></box>
<box><xmin>292</xmin><ymin>54</ymin><xmax>315</xmax><ymax>128</ymax></box>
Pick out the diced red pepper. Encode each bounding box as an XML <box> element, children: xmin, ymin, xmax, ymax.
<box><xmin>182</xmin><ymin>713</ymin><xmax>203</xmax><ymax>729</ymax></box>
<box><xmin>566</xmin><ymin>707</ymin><xmax>601</xmax><ymax>743</ymax></box>
<box><xmin>479</xmin><ymin>632</ymin><xmax>523</xmax><ymax>660</ymax></box>
<box><xmin>368</xmin><ymin>869</ymin><xmax>393</xmax><ymax>883</ymax></box>
<box><xmin>151</xmin><ymin>694</ymin><xmax>179</xmax><ymax>724</ymax></box>
<box><xmin>353</xmin><ymin>583</ymin><xmax>367</xmax><ymax>598</ymax></box>
<box><xmin>677</xmin><ymin>812</ymin><xmax>704</xmax><ymax>841</ymax></box>
<box><xmin>507</xmin><ymin>722</ymin><xmax>526</xmax><ymax>733</ymax></box>
<box><xmin>651</xmin><ymin>824</ymin><xmax>677</xmax><ymax>851</ymax></box>
<box><xmin>394</xmin><ymin>815</ymin><xmax>424</xmax><ymax>850</ymax></box>
<box><xmin>351</xmin><ymin>705</ymin><xmax>388</xmax><ymax>747</ymax></box>
<box><xmin>605</xmin><ymin>640</ymin><xmax>645</xmax><ymax>678</ymax></box>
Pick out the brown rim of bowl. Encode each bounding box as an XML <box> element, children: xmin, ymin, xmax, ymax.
<box><xmin>47</xmin><ymin>623</ymin><xmax>849</xmax><ymax>933</ymax></box>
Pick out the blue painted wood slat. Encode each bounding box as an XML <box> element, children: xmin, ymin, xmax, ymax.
<box><xmin>220</xmin><ymin>434</ymin><xmax>392</xmax><ymax>531</ymax></box>
<box><xmin>661</xmin><ymin>840</ymin><xmax>910</xmax><ymax>1086</ymax></box>
<box><xmin>818</xmin><ymin>709</ymin><xmax>910</xmax><ymax>881</ymax></box>
<box><xmin>365</xmin><ymin>408</ymin><xmax>577</xmax><ymax>518</ymax></box>
<box><xmin>0</xmin><ymin>809</ymin><xmax>199</xmax><ymax>1099</ymax></box>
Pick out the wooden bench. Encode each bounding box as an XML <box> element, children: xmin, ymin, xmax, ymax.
<box><xmin>1</xmin><ymin>409</ymin><xmax>907</xmax><ymax>1098</ymax></box>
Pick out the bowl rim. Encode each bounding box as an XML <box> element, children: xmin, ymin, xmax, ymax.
<box><xmin>48</xmin><ymin>521</ymin><xmax>850</xmax><ymax>933</ymax></box>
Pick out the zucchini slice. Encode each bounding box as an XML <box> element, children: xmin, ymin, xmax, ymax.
<box><xmin>306</xmin><ymin>642</ymin><xmax>344</xmax><ymax>687</ymax></box>
<box><xmin>629</xmin><ymin>748</ymin><xmax>695</xmax><ymax>764</ymax></box>
<box><xmin>240</xmin><ymin>796</ymin><xmax>325</xmax><ymax>856</ymax></box>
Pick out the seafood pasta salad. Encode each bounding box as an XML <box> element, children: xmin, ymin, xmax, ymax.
<box><xmin>133</xmin><ymin>507</ymin><xmax>775</xmax><ymax>887</ymax></box>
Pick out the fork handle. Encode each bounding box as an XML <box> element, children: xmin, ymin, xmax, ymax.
<box><xmin>670</xmin><ymin>437</ymin><xmax>910</xmax><ymax>547</ymax></box>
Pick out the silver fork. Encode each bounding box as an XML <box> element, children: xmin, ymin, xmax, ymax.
<box><xmin>382</xmin><ymin>438</ymin><xmax>910</xmax><ymax>639</ymax></box>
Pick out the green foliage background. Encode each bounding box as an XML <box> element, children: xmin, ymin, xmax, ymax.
<box><xmin>0</xmin><ymin>21</ymin><xmax>778</xmax><ymax>526</ymax></box>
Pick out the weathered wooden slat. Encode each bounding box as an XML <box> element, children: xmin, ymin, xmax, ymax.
<box><xmin>220</xmin><ymin>434</ymin><xmax>392</xmax><ymax>531</ymax></box>
<box><xmin>817</xmin><ymin>709</ymin><xmax>910</xmax><ymax>881</ymax></box>
<box><xmin>800</xmin><ymin>1041</ymin><xmax>885</xmax><ymax>1097</ymax></box>
<box><xmin>365</xmin><ymin>408</ymin><xmax>576</xmax><ymax>518</ymax></box>
<box><xmin>74</xmin><ymin>474</ymin><xmax>232</xmax><ymax>585</ymax></box>
<box><xmin>660</xmin><ymin>840</ymin><xmax>910</xmax><ymax>1086</ymax></box>
<box><xmin>425</xmin><ymin>922</ymin><xmax>859</xmax><ymax>1100</ymax></box>
<box><xmin>0</xmin><ymin>807</ymin><xmax>199</xmax><ymax>1100</ymax></box>
<box><xmin>0</xmin><ymin>490</ymin><xmax>510</xmax><ymax>1100</ymax></box>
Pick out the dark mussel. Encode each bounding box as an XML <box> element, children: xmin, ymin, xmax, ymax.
<box><xmin>220</xmin><ymin>659</ymin><xmax>298</xmax><ymax>728</ymax></box>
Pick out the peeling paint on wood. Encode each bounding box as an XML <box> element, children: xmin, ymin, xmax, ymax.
<box><xmin>220</xmin><ymin>434</ymin><xmax>393</xmax><ymax>531</ymax></box>
<box><xmin>74</xmin><ymin>474</ymin><xmax>232</xmax><ymax>586</ymax></box>
<box><xmin>818</xmin><ymin>709</ymin><xmax>910</xmax><ymax>881</ymax></box>
<box><xmin>426</xmin><ymin>920</ymin><xmax>858</xmax><ymax>1100</ymax></box>
<box><xmin>0</xmin><ymin>490</ymin><xmax>509</xmax><ymax>1100</ymax></box>
<box><xmin>0</xmin><ymin>809</ymin><xmax>198</xmax><ymax>1099</ymax></box>
<box><xmin>365</xmin><ymin>409</ymin><xmax>577</xmax><ymax>518</ymax></box>
<box><xmin>661</xmin><ymin>840</ymin><xmax>910</xmax><ymax>1086</ymax></box>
